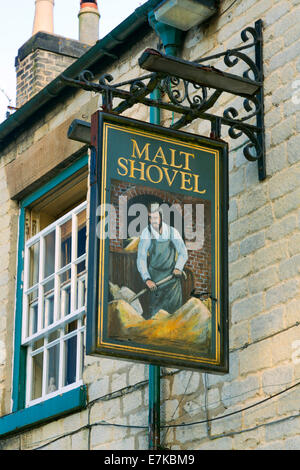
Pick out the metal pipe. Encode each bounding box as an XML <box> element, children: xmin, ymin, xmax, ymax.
<box><xmin>148</xmin><ymin>86</ymin><xmax>161</xmax><ymax>451</ymax></box>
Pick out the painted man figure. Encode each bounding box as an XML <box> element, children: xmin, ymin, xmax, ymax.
<box><xmin>137</xmin><ymin>203</ymin><xmax>188</xmax><ymax>318</ymax></box>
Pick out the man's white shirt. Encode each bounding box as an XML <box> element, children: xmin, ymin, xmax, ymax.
<box><xmin>137</xmin><ymin>222</ymin><xmax>188</xmax><ymax>282</ymax></box>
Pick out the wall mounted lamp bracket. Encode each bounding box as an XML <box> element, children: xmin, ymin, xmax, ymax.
<box><xmin>62</xmin><ymin>20</ymin><xmax>265</xmax><ymax>180</ymax></box>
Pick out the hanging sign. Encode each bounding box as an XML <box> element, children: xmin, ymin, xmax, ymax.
<box><xmin>86</xmin><ymin>111</ymin><xmax>229</xmax><ymax>373</ymax></box>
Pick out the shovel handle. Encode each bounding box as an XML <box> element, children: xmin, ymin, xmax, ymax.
<box><xmin>129</xmin><ymin>270</ymin><xmax>187</xmax><ymax>303</ymax></box>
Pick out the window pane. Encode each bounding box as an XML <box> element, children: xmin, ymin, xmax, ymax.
<box><xmin>60</xmin><ymin>270</ymin><xmax>71</xmax><ymax>317</ymax></box>
<box><xmin>31</xmin><ymin>352</ymin><xmax>43</xmax><ymax>401</ymax></box>
<box><xmin>64</xmin><ymin>335</ymin><xmax>77</xmax><ymax>386</ymax></box>
<box><xmin>43</xmin><ymin>279</ymin><xmax>55</xmax><ymax>327</ymax></box>
<box><xmin>77</xmin><ymin>210</ymin><xmax>86</xmax><ymax>258</ymax></box>
<box><xmin>32</xmin><ymin>338</ymin><xmax>44</xmax><ymax>351</ymax></box>
<box><xmin>44</xmin><ymin>230</ymin><xmax>55</xmax><ymax>278</ymax></box>
<box><xmin>47</xmin><ymin>344</ymin><xmax>60</xmax><ymax>394</ymax></box>
<box><xmin>65</xmin><ymin>320</ymin><xmax>77</xmax><ymax>334</ymax></box>
<box><xmin>29</xmin><ymin>242</ymin><xmax>39</xmax><ymax>287</ymax></box>
<box><xmin>48</xmin><ymin>330</ymin><xmax>60</xmax><ymax>344</ymax></box>
<box><xmin>60</xmin><ymin>219</ymin><xmax>72</xmax><ymax>267</ymax></box>
<box><xmin>77</xmin><ymin>274</ymin><xmax>86</xmax><ymax>309</ymax></box>
<box><xmin>28</xmin><ymin>289</ymin><xmax>39</xmax><ymax>336</ymax></box>
<box><xmin>77</xmin><ymin>259</ymin><xmax>86</xmax><ymax>275</ymax></box>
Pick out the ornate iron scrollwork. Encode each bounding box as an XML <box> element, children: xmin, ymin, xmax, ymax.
<box><xmin>61</xmin><ymin>20</ymin><xmax>265</xmax><ymax>180</ymax></box>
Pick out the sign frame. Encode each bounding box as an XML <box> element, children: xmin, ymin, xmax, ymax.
<box><xmin>86</xmin><ymin>111</ymin><xmax>229</xmax><ymax>374</ymax></box>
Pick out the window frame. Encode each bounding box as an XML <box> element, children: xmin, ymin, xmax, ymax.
<box><xmin>23</xmin><ymin>200</ymin><xmax>87</xmax><ymax>407</ymax></box>
<box><xmin>2</xmin><ymin>155</ymin><xmax>89</xmax><ymax>438</ymax></box>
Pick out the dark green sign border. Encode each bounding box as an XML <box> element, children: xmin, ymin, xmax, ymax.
<box><xmin>87</xmin><ymin>111</ymin><xmax>229</xmax><ymax>373</ymax></box>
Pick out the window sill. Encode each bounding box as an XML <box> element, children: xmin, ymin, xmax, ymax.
<box><xmin>0</xmin><ymin>385</ymin><xmax>87</xmax><ymax>439</ymax></box>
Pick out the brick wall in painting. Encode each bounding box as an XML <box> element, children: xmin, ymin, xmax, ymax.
<box><xmin>109</xmin><ymin>179</ymin><xmax>212</xmax><ymax>295</ymax></box>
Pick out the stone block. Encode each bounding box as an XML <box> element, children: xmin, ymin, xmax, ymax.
<box><xmin>88</xmin><ymin>376</ymin><xmax>110</xmax><ymax>402</ymax></box>
<box><xmin>265</xmin><ymin>279</ymin><xmax>299</xmax><ymax>309</ymax></box>
<box><xmin>160</xmin><ymin>399</ymin><xmax>180</xmax><ymax>423</ymax></box>
<box><xmin>273</xmin><ymin>187</ymin><xmax>300</xmax><ymax>219</ymax></box>
<box><xmin>285</xmin><ymin>298</ymin><xmax>300</xmax><ymax>327</ymax></box>
<box><xmin>262</xmin><ymin>364</ymin><xmax>294</xmax><ymax>395</ymax></box>
<box><xmin>230</xmin><ymin>321</ymin><xmax>249</xmax><ymax>350</ymax></box>
<box><xmin>278</xmin><ymin>254</ymin><xmax>300</xmax><ymax>280</ymax></box>
<box><xmin>271</xmin><ymin>325</ymin><xmax>300</xmax><ymax>365</ymax></box>
<box><xmin>229</xmin><ymin>204</ymin><xmax>273</xmax><ymax>243</ymax></box>
<box><xmin>239</xmin><ymin>340</ymin><xmax>272</xmax><ymax>375</ymax></box>
<box><xmin>231</xmin><ymin>293</ymin><xmax>264</xmax><ymax>324</ymax></box>
<box><xmin>243</xmin><ymin>399</ymin><xmax>277</xmax><ymax>429</ymax></box>
<box><xmin>271</xmin><ymin>116</ymin><xmax>295</xmax><ymax>146</ymax></box>
<box><xmin>269</xmin><ymin>165</ymin><xmax>300</xmax><ymax>200</ymax></box>
<box><xmin>252</xmin><ymin>241</ymin><xmax>287</xmax><ymax>272</ymax></box>
<box><xmin>265</xmin><ymin>416</ymin><xmax>300</xmax><ymax>441</ymax></box>
<box><xmin>71</xmin><ymin>429</ymin><xmax>89</xmax><ymax>450</ymax></box>
<box><xmin>229</xmin><ymin>278</ymin><xmax>248</xmax><ymax>303</ymax></box>
<box><xmin>229</xmin><ymin>167</ymin><xmax>245</xmax><ymax>197</ymax></box>
<box><xmin>172</xmin><ymin>370</ymin><xmax>200</xmax><ymax>396</ymax></box>
<box><xmin>266</xmin><ymin>215</ymin><xmax>297</xmax><ymax>241</ymax></box>
<box><xmin>265</xmin><ymin>1</ymin><xmax>290</xmax><ymax>26</ymax></box>
<box><xmin>195</xmin><ymin>436</ymin><xmax>233</xmax><ymax>450</ymax></box>
<box><xmin>228</xmin><ymin>243</ymin><xmax>239</xmax><ymax>263</ymax></box>
<box><xmin>233</xmin><ymin>428</ymin><xmax>264</xmax><ymax>450</ymax></box>
<box><xmin>90</xmin><ymin>397</ymin><xmax>122</xmax><ymax>424</ymax></box>
<box><xmin>287</xmin><ymin>136</ymin><xmax>300</xmax><ymax>164</ymax></box>
<box><xmin>240</xmin><ymin>232</ymin><xmax>265</xmax><ymax>257</ymax></box>
<box><xmin>238</xmin><ymin>186</ymin><xmax>269</xmax><ymax>218</ymax></box>
<box><xmin>229</xmin><ymin>256</ymin><xmax>252</xmax><ymax>283</ymax></box>
<box><xmin>122</xmin><ymin>390</ymin><xmax>143</xmax><ymax>415</ymax></box>
<box><xmin>250</xmin><ymin>307</ymin><xmax>283</xmax><ymax>342</ymax></box>
<box><xmin>248</xmin><ymin>266</ymin><xmax>278</xmax><ymax>294</ymax></box>
<box><xmin>284</xmin><ymin>435</ymin><xmax>300</xmax><ymax>450</ymax></box>
<box><xmin>221</xmin><ymin>375</ymin><xmax>260</xmax><ymax>407</ymax></box>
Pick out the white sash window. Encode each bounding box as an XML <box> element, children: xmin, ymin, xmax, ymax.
<box><xmin>22</xmin><ymin>201</ymin><xmax>87</xmax><ymax>407</ymax></box>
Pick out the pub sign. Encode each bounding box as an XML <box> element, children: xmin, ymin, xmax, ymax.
<box><xmin>86</xmin><ymin>111</ymin><xmax>229</xmax><ymax>373</ymax></box>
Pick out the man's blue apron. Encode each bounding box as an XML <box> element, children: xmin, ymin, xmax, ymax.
<box><xmin>147</xmin><ymin>228</ymin><xmax>182</xmax><ymax>317</ymax></box>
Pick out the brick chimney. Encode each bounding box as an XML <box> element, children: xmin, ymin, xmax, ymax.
<box><xmin>15</xmin><ymin>0</ymin><xmax>90</xmax><ymax>108</ymax></box>
<box><xmin>78</xmin><ymin>1</ymin><xmax>100</xmax><ymax>45</ymax></box>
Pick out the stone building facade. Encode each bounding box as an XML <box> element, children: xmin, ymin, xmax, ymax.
<box><xmin>0</xmin><ymin>0</ymin><xmax>300</xmax><ymax>450</ymax></box>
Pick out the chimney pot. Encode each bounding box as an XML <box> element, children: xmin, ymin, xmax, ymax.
<box><xmin>78</xmin><ymin>0</ymin><xmax>100</xmax><ymax>45</ymax></box>
<box><xmin>32</xmin><ymin>0</ymin><xmax>55</xmax><ymax>36</ymax></box>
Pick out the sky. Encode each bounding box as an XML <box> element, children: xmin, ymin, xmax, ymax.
<box><xmin>0</xmin><ymin>0</ymin><xmax>148</xmax><ymax>123</ymax></box>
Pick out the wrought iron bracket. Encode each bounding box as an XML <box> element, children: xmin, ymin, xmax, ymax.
<box><xmin>62</xmin><ymin>20</ymin><xmax>265</xmax><ymax>180</ymax></box>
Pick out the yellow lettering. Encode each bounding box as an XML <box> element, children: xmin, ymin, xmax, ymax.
<box><xmin>162</xmin><ymin>167</ymin><xmax>178</xmax><ymax>187</ymax></box>
<box><xmin>180</xmin><ymin>151</ymin><xmax>195</xmax><ymax>171</ymax></box>
<box><xmin>146</xmin><ymin>165</ymin><xmax>163</xmax><ymax>184</ymax></box>
<box><xmin>131</xmin><ymin>139</ymin><xmax>150</xmax><ymax>161</ymax></box>
<box><xmin>180</xmin><ymin>171</ymin><xmax>193</xmax><ymax>191</ymax></box>
<box><xmin>117</xmin><ymin>157</ymin><xmax>128</xmax><ymax>176</ymax></box>
<box><xmin>193</xmin><ymin>173</ymin><xmax>206</xmax><ymax>194</ymax></box>
<box><xmin>152</xmin><ymin>146</ymin><xmax>168</xmax><ymax>165</ymax></box>
<box><xmin>129</xmin><ymin>159</ymin><xmax>146</xmax><ymax>180</ymax></box>
<box><xmin>170</xmin><ymin>148</ymin><xmax>182</xmax><ymax>169</ymax></box>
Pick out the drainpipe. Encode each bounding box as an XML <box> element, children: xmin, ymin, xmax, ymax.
<box><xmin>147</xmin><ymin>12</ymin><xmax>184</xmax><ymax>451</ymax></box>
<box><xmin>148</xmin><ymin>88</ymin><xmax>161</xmax><ymax>451</ymax></box>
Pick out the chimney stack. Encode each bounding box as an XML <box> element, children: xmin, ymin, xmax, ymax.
<box><xmin>15</xmin><ymin>0</ymin><xmax>90</xmax><ymax>108</ymax></box>
<box><xmin>78</xmin><ymin>1</ymin><xmax>100</xmax><ymax>45</ymax></box>
<box><xmin>32</xmin><ymin>0</ymin><xmax>54</xmax><ymax>35</ymax></box>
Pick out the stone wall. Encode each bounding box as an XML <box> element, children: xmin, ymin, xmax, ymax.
<box><xmin>1</xmin><ymin>0</ymin><xmax>300</xmax><ymax>450</ymax></box>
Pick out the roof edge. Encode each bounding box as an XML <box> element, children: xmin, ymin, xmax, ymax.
<box><xmin>0</xmin><ymin>0</ymin><xmax>161</xmax><ymax>149</ymax></box>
